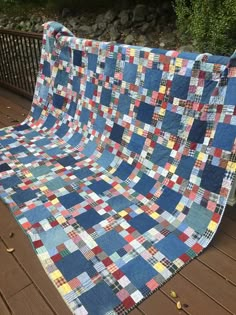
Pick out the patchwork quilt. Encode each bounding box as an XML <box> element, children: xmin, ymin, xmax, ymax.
<box><xmin>0</xmin><ymin>22</ymin><xmax>236</xmax><ymax>315</ymax></box>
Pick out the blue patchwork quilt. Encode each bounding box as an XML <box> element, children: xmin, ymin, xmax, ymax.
<box><xmin>0</xmin><ymin>22</ymin><xmax>236</xmax><ymax>314</ymax></box>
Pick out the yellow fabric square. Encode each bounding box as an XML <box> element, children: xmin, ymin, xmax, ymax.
<box><xmin>154</xmin><ymin>262</ymin><xmax>165</xmax><ymax>272</ymax></box>
<box><xmin>208</xmin><ymin>220</ymin><xmax>217</xmax><ymax>232</ymax></box>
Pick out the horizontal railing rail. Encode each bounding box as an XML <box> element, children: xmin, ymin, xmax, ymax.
<box><xmin>0</xmin><ymin>28</ymin><xmax>42</xmax><ymax>100</ymax></box>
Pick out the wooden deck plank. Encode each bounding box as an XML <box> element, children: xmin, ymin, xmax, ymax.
<box><xmin>0</xmin><ymin>295</ymin><xmax>11</xmax><ymax>315</ymax></box>
<box><xmin>213</xmin><ymin>233</ymin><xmax>236</xmax><ymax>260</ymax></box>
<box><xmin>0</xmin><ymin>239</ymin><xmax>31</xmax><ymax>299</ymax></box>
<box><xmin>0</xmin><ymin>201</ymin><xmax>72</xmax><ymax>315</ymax></box>
<box><xmin>180</xmin><ymin>260</ymin><xmax>236</xmax><ymax>313</ymax></box>
<box><xmin>138</xmin><ymin>289</ymin><xmax>187</xmax><ymax>315</ymax></box>
<box><xmin>162</xmin><ymin>273</ymin><xmax>231</xmax><ymax>315</ymax></box>
<box><xmin>129</xmin><ymin>308</ymin><xmax>143</xmax><ymax>315</ymax></box>
<box><xmin>8</xmin><ymin>284</ymin><xmax>54</xmax><ymax>315</ymax></box>
<box><xmin>0</xmin><ymin>95</ymin><xmax>29</xmax><ymax>116</ymax></box>
<box><xmin>224</xmin><ymin>205</ymin><xmax>236</xmax><ymax>221</ymax></box>
<box><xmin>198</xmin><ymin>247</ymin><xmax>236</xmax><ymax>285</ymax></box>
<box><xmin>220</xmin><ymin>216</ymin><xmax>236</xmax><ymax>239</ymax></box>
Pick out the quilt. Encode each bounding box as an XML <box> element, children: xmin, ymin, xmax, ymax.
<box><xmin>0</xmin><ymin>22</ymin><xmax>236</xmax><ymax>315</ymax></box>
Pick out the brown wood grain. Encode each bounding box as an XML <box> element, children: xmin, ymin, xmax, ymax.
<box><xmin>0</xmin><ymin>295</ymin><xmax>11</xmax><ymax>315</ymax></box>
<box><xmin>180</xmin><ymin>260</ymin><xmax>236</xmax><ymax>313</ymax></box>
<box><xmin>213</xmin><ymin>233</ymin><xmax>236</xmax><ymax>260</ymax></box>
<box><xmin>0</xmin><ymin>239</ymin><xmax>31</xmax><ymax>299</ymax></box>
<box><xmin>8</xmin><ymin>284</ymin><xmax>54</xmax><ymax>315</ymax></box>
<box><xmin>162</xmin><ymin>273</ymin><xmax>231</xmax><ymax>315</ymax></box>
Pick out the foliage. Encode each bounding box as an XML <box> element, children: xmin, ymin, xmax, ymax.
<box><xmin>174</xmin><ymin>0</ymin><xmax>236</xmax><ymax>55</ymax></box>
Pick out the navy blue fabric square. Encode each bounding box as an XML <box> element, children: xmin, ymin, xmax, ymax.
<box><xmin>79</xmin><ymin>282</ymin><xmax>120</xmax><ymax>315</ymax></box>
<box><xmin>12</xmin><ymin>189</ymin><xmax>37</xmax><ymax>204</ymax></box>
<box><xmin>68</xmin><ymin>101</ymin><xmax>76</xmax><ymax>117</ymax></box>
<box><xmin>170</xmin><ymin>74</ymin><xmax>190</xmax><ymax>99</ymax></box>
<box><xmin>89</xmin><ymin>180</ymin><xmax>112</xmax><ymax>194</ymax></box>
<box><xmin>85</xmin><ymin>81</ymin><xmax>95</xmax><ymax>99</ymax></box>
<box><xmin>58</xmin><ymin>155</ymin><xmax>77</xmax><ymax>167</ymax></box>
<box><xmin>107</xmin><ymin>195</ymin><xmax>133</xmax><ymax>211</ymax></box>
<box><xmin>96</xmin><ymin>230</ymin><xmax>127</xmax><ymax>255</ymax></box>
<box><xmin>73</xmin><ymin>167</ymin><xmax>93</xmax><ymax>179</ymax></box>
<box><xmin>80</xmin><ymin>107</ymin><xmax>90</xmax><ymax>124</ymax></box>
<box><xmin>56</xmin><ymin>123</ymin><xmax>69</xmax><ymax>138</ymax></box>
<box><xmin>224</xmin><ymin>77</ymin><xmax>236</xmax><ymax>105</ymax></box>
<box><xmin>59</xmin><ymin>192</ymin><xmax>84</xmax><ymax>208</ymax></box>
<box><xmin>128</xmin><ymin>133</ymin><xmax>145</xmax><ymax>154</ymax></box>
<box><xmin>100</xmin><ymin>88</ymin><xmax>112</xmax><ymax>107</ymax></box>
<box><xmin>76</xmin><ymin>209</ymin><xmax>102</xmax><ymax>229</ymax></box>
<box><xmin>144</xmin><ymin>68</ymin><xmax>162</xmax><ymax>91</ymax></box>
<box><xmin>72</xmin><ymin>76</ymin><xmax>80</xmax><ymax>91</ymax></box>
<box><xmin>117</xmin><ymin>93</ymin><xmax>131</xmax><ymax>115</ymax></box>
<box><xmin>14</xmin><ymin>124</ymin><xmax>30</xmax><ymax>131</ymax></box>
<box><xmin>133</xmin><ymin>174</ymin><xmax>156</xmax><ymax>195</ymax></box>
<box><xmin>113</xmin><ymin>161</ymin><xmax>135</xmax><ymax>180</ymax></box>
<box><xmin>156</xmin><ymin>187</ymin><xmax>182</xmax><ymax>214</ymax></box>
<box><xmin>42</xmin><ymin>60</ymin><xmax>51</xmax><ymax>76</ymax></box>
<box><xmin>121</xmin><ymin>256</ymin><xmax>157</xmax><ymax>289</ymax></box>
<box><xmin>0</xmin><ymin>163</ymin><xmax>11</xmax><ymax>172</ymax></box>
<box><xmin>88</xmin><ymin>53</ymin><xmax>98</xmax><ymax>72</ymax></box>
<box><xmin>56</xmin><ymin>250</ymin><xmax>97</xmax><ymax>281</ymax></box>
<box><xmin>176</xmin><ymin>155</ymin><xmax>195</xmax><ymax>179</ymax></box>
<box><xmin>42</xmin><ymin>114</ymin><xmax>56</xmax><ymax>129</ymax></box>
<box><xmin>201</xmin><ymin>80</ymin><xmax>217</xmax><ymax>104</ymax></box>
<box><xmin>162</xmin><ymin>111</ymin><xmax>182</xmax><ymax>135</ymax></box>
<box><xmin>212</xmin><ymin>123</ymin><xmax>236</xmax><ymax>151</ymax></box>
<box><xmin>154</xmin><ymin>233</ymin><xmax>189</xmax><ymax>260</ymax></box>
<box><xmin>73</xmin><ymin>50</ymin><xmax>82</xmax><ymax>66</ymax></box>
<box><xmin>110</xmin><ymin>123</ymin><xmax>124</xmax><ymax>144</ymax></box>
<box><xmin>188</xmin><ymin>119</ymin><xmax>207</xmax><ymax>143</ymax></box>
<box><xmin>151</xmin><ymin>143</ymin><xmax>170</xmax><ymax>167</ymax></box>
<box><xmin>137</xmin><ymin>102</ymin><xmax>155</xmax><ymax>124</ymax></box>
<box><xmin>53</xmin><ymin>94</ymin><xmax>64</xmax><ymax>109</ymax></box>
<box><xmin>104</xmin><ymin>57</ymin><xmax>116</xmax><ymax>77</ymax></box>
<box><xmin>129</xmin><ymin>213</ymin><xmax>157</xmax><ymax>234</ymax></box>
<box><xmin>201</xmin><ymin>163</ymin><xmax>225</xmax><ymax>193</ymax></box>
<box><xmin>123</xmin><ymin>63</ymin><xmax>137</xmax><ymax>83</ymax></box>
<box><xmin>1</xmin><ymin>175</ymin><xmax>21</xmax><ymax>189</ymax></box>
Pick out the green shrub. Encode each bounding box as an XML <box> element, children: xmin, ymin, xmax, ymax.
<box><xmin>174</xmin><ymin>0</ymin><xmax>236</xmax><ymax>55</ymax></box>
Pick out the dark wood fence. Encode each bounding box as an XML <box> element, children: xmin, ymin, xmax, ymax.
<box><xmin>0</xmin><ymin>29</ymin><xmax>42</xmax><ymax>100</ymax></box>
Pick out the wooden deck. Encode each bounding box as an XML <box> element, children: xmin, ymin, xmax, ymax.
<box><xmin>0</xmin><ymin>87</ymin><xmax>236</xmax><ymax>315</ymax></box>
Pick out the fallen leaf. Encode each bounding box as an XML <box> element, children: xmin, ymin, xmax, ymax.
<box><xmin>170</xmin><ymin>290</ymin><xmax>178</xmax><ymax>298</ymax></box>
<box><xmin>183</xmin><ymin>303</ymin><xmax>189</xmax><ymax>308</ymax></box>
<box><xmin>6</xmin><ymin>248</ymin><xmax>15</xmax><ymax>253</ymax></box>
<box><xmin>9</xmin><ymin>232</ymin><xmax>14</xmax><ymax>238</ymax></box>
<box><xmin>176</xmin><ymin>301</ymin><xmax>182</xmax><ymax>310</ymax></box>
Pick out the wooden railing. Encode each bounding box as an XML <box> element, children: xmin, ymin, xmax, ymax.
<box><xmin>0</xmin><ymin>29</ymin><xmax>42</xmax><ymax>100</ymax></box>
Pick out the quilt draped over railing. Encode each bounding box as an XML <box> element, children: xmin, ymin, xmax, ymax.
<box><xmin>0</xmin><ymin>22</ymin><xmax>236</xmax><ymax>315</ymax></box>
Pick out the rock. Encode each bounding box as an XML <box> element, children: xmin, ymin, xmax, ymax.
<box><xmin>120</xmin><ymin>11</ymin><xmax>130</xmax><ymax>26</ymax></box>
<box><xmin>78</xmin><ymin>25</ymin><xmax>92</xmax><ymax>35</ymax></box>
<box><xmin>92</xmin><ymin>24</ymin><xmax>98</xmax><ymax>32</ymax></box>
<box><xmin>159</xmin><ymin>32</ymin><xmax>176</xmax><ymax>49</ymax></box>
<box><xmin>133</xmin><ymin>4</ymin><xmax>147</xmax><ymax>22</ymax></box>
<box><xmin>109</xmin><ymin>27</ymin><xmax>120</xmax><ymax>41</ymax></box>
<box><xmin>25</xmin><ymin>21</ymin><xmax>31</xmax><ymax>29</ymax></box>
<box><xmin>98</xmin><ymin>22</ymin><xmax>107</xmax><ymax>31</ymax></box>
<box><xmin>146</xmin><ymin>13</ymin><xmax>156</xmax><ymax>23</ymax></box>
<box><xmin>104</xmin><ymin>9</ymin><xmax>116</xmax><ymax>23</ymax></box>
<box><xmin>96</xmin><ymin>14</ymin><xmax>104</xmax><ymax>24</ymax></box>
<box><xmin>19</xmin><ymin>21</ymin><xmax>25</xmax><ymax>29</ymax></box>
<box><xmin>137</xmin><ymin>34</ymin><xmax>149</xmax><ymax>47</ymax></box>
<box><xmin>14</xmin><ymin>16</ymin><xmax>21</xmax><ymax>22</ymax></box>
<box><xmin>178</xmin><ymin>44</ymin><xmax>194</xmax><ymax>52</ymax></box>
<box><xmin>61</xmin><ymin>8</ymin><xmax>71</xmax><ymax>18</ymax></box>
<box><xmin>140</xmin><ymin>23</ymin><xmax>150</xmax><ymax>34</ymax></box>
<box><xmin>124</xmin><ymin>34</ymin><xmax>135</xmax><ymax>45</ymax></box>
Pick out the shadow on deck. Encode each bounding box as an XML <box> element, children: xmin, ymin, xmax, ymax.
<box><xmin>0</xmin><ymin>87</ymin><xmax>236</xmax><ymax>315</ymax></box>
